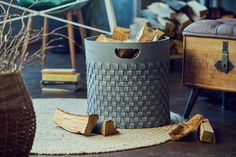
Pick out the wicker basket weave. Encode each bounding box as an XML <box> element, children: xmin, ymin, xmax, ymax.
<box><xmin>85</xmin><ymin>36</ymin><xmax>170</xmax><ymax>129</ymax></box>
<box><xmin>0</xmin><ymin>71</ymin><xmax>36</xmax><ymax>157</ymax></box>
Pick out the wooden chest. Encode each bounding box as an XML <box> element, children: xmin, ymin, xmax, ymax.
<box><xmin>183</xmin><ymin>19</ymin><xmax>236</xmax><ymax>92</ymax></box>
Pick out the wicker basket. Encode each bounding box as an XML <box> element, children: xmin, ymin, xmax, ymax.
<box><xmin>85</xmin><ymin>36</ymin><xmax>170</xmax><ymax>129</ymax></box>
<box><xmin>0</xmin><ymin>71</ymin><xmax>36</xmax><ymax>157</ymax></box>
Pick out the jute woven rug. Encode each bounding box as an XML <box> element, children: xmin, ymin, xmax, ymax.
<box><xmin>31</xmin><ymin>98</ymin><xmax>181</xmax><ymax>155</ymax></box>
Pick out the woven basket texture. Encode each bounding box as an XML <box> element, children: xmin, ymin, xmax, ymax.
<box><xmin>87</xmin><ymin>62</ymin><xmax>170</xmax><ymax>129</ymax></box>
<box><xmin>0</xmin><ymin>71</ymin><xmax>36</xmax><ymax>157</ymax></box>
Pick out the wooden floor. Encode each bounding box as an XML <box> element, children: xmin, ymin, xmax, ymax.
<box><xmin>22</xmin><ymin>50</ymin><xmax>236</xmax><ymax>157</ymax></box>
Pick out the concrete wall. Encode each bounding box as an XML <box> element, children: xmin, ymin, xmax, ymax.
<box><xmin>86</xmin><ymin>0</ymin><xmax>134</xmax><ymax>35</ymax></box>
<box><xmin>220</xmin><ymin>0</ymin><xmax>236</xmax><ymax>14</ymax></box>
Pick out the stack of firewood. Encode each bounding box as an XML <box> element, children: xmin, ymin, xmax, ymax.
<box><xmin>130</xmin><ymin>0</ymin><xmax>209</xmax><ymax>57</ymax></box>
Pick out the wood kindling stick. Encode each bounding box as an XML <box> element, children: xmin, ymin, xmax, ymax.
<box><xmin>199</xmin><ymin>119</ymin><xmax>215</xmax><ymax>143</ymax></box>
<box><xmin>53</xmin><ymin>108</ymin><xmax>99</xmax><ymax>136</ymax></box>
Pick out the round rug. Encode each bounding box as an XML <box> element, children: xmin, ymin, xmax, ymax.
<box><xmin>31</xmin><ymin>98</ymin><xmax>180</xmax><ymax>155</ymax></box>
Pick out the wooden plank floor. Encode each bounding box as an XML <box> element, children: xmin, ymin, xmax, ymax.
<box><xmin>22</xmin><ymin>50</ymin><xmax>236</xmax><ymax>157</ymax></box>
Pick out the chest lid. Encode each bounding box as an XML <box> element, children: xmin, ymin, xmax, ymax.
<box><xmin>183</xmin><ymin>19</ymin><xmax>236</xmax><ymax>39</ymax></box>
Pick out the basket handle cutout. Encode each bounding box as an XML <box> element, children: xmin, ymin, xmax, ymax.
<box><xmin>115</xmin><ymin>48</ymin><xmax>140</xmax><ymax>59</ymax></box>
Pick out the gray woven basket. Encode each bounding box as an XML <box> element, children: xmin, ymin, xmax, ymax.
<box><xmin>85</xmin><ymin>36</ymin><xmax>170</xmax><ymax>129</ymax></box>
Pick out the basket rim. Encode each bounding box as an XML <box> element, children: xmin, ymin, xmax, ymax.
<box><xmin>85</xmin><ymin>35</ymin><xmax>170</xmax><ymax>44</ymax></box>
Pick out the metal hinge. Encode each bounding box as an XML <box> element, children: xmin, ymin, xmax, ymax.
<box><xmin>221</xmin><ymin>41</ymin><xmax>229</xmax><ymax>73</ymax></box>
<box><xmin>215</xmin><ymin>41</ymin><xmax>234</xmax><ymax>74</ymax></box>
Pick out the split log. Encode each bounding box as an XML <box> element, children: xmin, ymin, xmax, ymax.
<box><xmin>148</xmin><ymin>18</ymin><xmax>165</xmax><ymax>30</ymax></box>
<box><xmin>175</xmin><ymin>12</ymin><xmax>192</xmax><ymax>28</ymax></box>
<box><xmin>170</xmin><ymin>39</ymin><xmax>177</xmax><ymax>55</ymax></box>
<box><xmin>175</xmin><ymin>33</ymin><xmax>184</xmax><ymax>41</ymax></box>
<box><xmin>160</xmin><ymin>0</ymin><xmax>187</xmax><ymax>11</ymax></box>
<box><xmin>170</xmin><ymin>46</ymin><xmax>178</xmax><ymax>55</ymax></box>
<box><xmin>96</xmin><ymin>34</ymin><xmax>107</xmax><ymax>42</ymax></box>
<box><xmin>174</xmin><ymin>40</ymin><xmax>183</xmax><ymax>48</ymax></box>
<box><xmin>133</xmin><ymin>17</ymin><xmax>150</xmax><ymax>26</ymax></box>
<box><xmin>139</xmin><ymin>10</ymin><xmax>165</xmax><ymax>30</ymax></box>
<box><xmin>136</xmin><ymin>26</ymin><xmax>157</xmax><ymax>42</ymax></box>
<box><xmin>112</xmin><ymin>27</ymin><xmax>131</xmax><ymax>41</ymax></box>
<box><xmin>130</xmin><ymin>23</ymin><xmax>145</xmax><ymax>37</ymax></box>
<box><xmin>155</xmin><ymin>29</ymin><xmax>165</xmax><ymax>40</ymax></box>
<box><xmin>128</xmin><ymin>0</ymin><xmax>208</xmax><ymax>59</ymax></box>
<box><xmin>169</xmin><ymin>39</ymin><xmax>175</xmax><ymax>48</ymax></box>
<box><xmin>175</xmin><ymin>13</ymin><xmax>192</xmax><ymax>34</ymax></box>
<box><xmin>148</xmin><ymin>2</ymin><xmax>176</xmax><ymax>19</ymax></box>
<box><xmin>182</xmin><ymin>5</ymin><xmax>207</xmax><ymax>22</ymax></box>
<box><xmin>175</xmin><ymin>45</ymin><xmax>184</xmax><ymax>54</ymax></box>
<box><xmin>174</xmin><ymin>39</ymin><xmax>184</xmax><ymax>54</ymax></box>
<box><xmin>199</xmin><ymin>119</ymin><xmax>216</xmax><ymax>143</ymax></box>
<box><xmin>176</xmin><ymin>24</ymin><xmax>186</xmax><ymax>35</ymax></box>
<box><xmin>189</xmin><ymin>14</ymin><xmax>208</xmax><ymax>22</ymax></box>
<box><xmin>163</xmin><ymin>29</ymin><xmax>176</xmax><ymax>38</ymax></box>
<box><xmin>92</xmin><ymin>120</ymin><xmax>119</xmax><ymax>136</ymax></box>
<box><xmin>140</xmin><ymin>9</ymin><xmax>157</xmax><ymax>20</ymax></box>
<box><xmin>169</xmin><ymin>114</ymin><xmax>205</xmax><ymax>140</ymax></box>
<box><xmin>96</xmin><ymin>34</ymin><xmax>121</xmax><ymax>42</ymax></box>
<box><xmin>157</xmin><ymin>16</ymin><xmax>176</xmax><ymax>31</ymax></box>
<box><xmin>53</xmin><ymin>108</ymin><xmax>99</xmax><ymax>136</ymax></box>
<box><xmin>187</xmin><ymin>0</ymin><xmax>208</xmax><ymax>17</ymax></box>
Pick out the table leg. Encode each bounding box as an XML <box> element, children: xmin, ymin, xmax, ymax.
<box><xmin>183</xmin><ymin>88</ymin><xmax>201</xmax><ymax>119</ymax></box>
<box><xmin>222</xmin><ymin>92</ymin><xmax>227</xmax><ymax>109</ymax></box>
<box><xmin>66</xmin><ymin>10</ymin><xmax>76</xmax><ymax>69</ymax></box>
<box><xmin>42</xmin><ymin>17</ymin><xmax>48</xmax><ymax>65</ymax></box>
<box><xmin>77</xmin><ymin>10</ymin><xmax>86</xmax><ymax>46</ymax></box>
